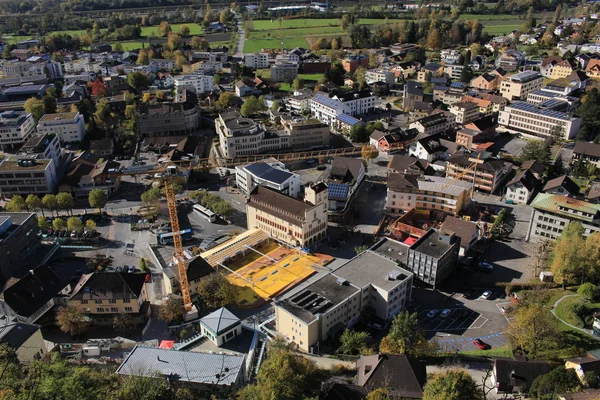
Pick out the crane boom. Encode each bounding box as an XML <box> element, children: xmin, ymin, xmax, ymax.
<box><xmin>163</xmin><ymin>178</ymin><xmax>193</xmax><ymax>311</ymax></box>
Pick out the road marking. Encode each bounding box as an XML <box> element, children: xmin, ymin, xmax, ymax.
<box><xmin>468</xmin><ymin>315</ymin><xmax>489</xmax><ymax>329</ymax></box>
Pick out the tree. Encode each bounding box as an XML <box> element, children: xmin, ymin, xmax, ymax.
<box><xmin>380</xmin><ymin>311</ymin><xmax>432</xmax><ymax>357</ymax></box>
<box><xmin>361</xmin><ymin>144</ymin><xmax>379</xmax><ymax>163</ymax></box>
<box><xmin>426</xmin><ymin>28</ymin><xmax>443</xmax><ymax>50</ymax></box>
<box><xmin>578</xmin><ymin>282</ymin><xmax>599</xmax><ymax>301</ymax></box>
<box><xmin>24</xmin><ymin>97</ymin><xmax>45</xmax><ymax>122</ymax></box>
<box><xmin>519</xmin><ymin>140</ymin><xmax>551</xmax><ymax>164</ymax></box>
<box><xmin>460</xmin><ymin>66</ymin><xmax>473</xmax><ymax>83</ymax></box>
<box><xmin>241</xmin><ymin>96</ymin><xmax>264</xmax><ymax>117</ymax></box>
<box><xmin>271</xmin><ymin>100</ymin><xmax>280</xmax><ymax>112</ymax></box>
<box><xmin>529</xmin><ymin>366</ymin><xmax>581</xmax><ymax>400</ymax></box>
<box><xmin>179</xmin><ymin>24</ymin><xmax>190</xmax><ymax>36</ymax></box>
<box><xmin>56</xmin><ymin>305</ymin><xmax>90</xmax><ymax>336</ymax></box>
<box><xmin>5</xmin><ymin>195</ymin><xmax>26</xmax><ymax>212</ymax></box>
<box><xmin>549</xmin><ymin>124</ymin><xmax>564</xmax><ymax>145</ymax></box>
<box><xmin>331</xmin><ymin>37</ymin><xmax>341</xmax><ymax>50</ymax></box>
<box><xmin>159</xmin><ymin>296</ymin><xmax>185</xmax><ymax>324</ymax></box>
<box><xmin>190</xmin><ymin>35</ymin><xmax>207</xmax><ymax>50</ymax></box>
<box><xmin>158</xmin><ymin>21</ymin><xmax>171</xmax><ymax>37</ymax></box>
<box><xmin>38</xmin><ymin>216</ymin><xmax>49</xmax><ymax>230</ymax></box>
<box><xmin>88</xmin><ymin>79</ymin><xmax>107</xmax><ymax>96</ymax></box>
<box><xmin>94</xmin><ymin>98</ymin><xmax>110</xmax><ymax>122</ymax></box>
<box><xmin>141</xmin><ymin>187</ymin><xmax>162</xmax><ymax>207</ymax></box>
<box><xmin>85</xmin><ymin>219</ymin><xmax>97</xmax><ymax>232</ymax></box>
<box><xmin>136</xmin><ymin>50</ymin><xmax>149</xmax><ymax>65</ymax></box>
<box><xmin>340</xmin><ymin>14</ymin><xmax>352</xmax><ymax>30</ymax></box>
<box><xmin>26</xmin><ymin>194</ymin><xmax>43</xmax><ymax>215</ymax></box>
<box><xmin>220</xmin><ymin>9</ymin><xmax>232</xmax><ymax>24</ymax></box>
<box><xmin>125</xmin><ymin>104</ymin><xmax>136</xmax><ymax>120</ymax></box>
<box><xmin>67</xmin><ymin>216</ymin><xmax>84</xmax><ymax>233</ymax></box>
<box><xmin>292</xmin><ymin>77</ymin><xmax>304</xmax><ymax>90</ymax></box>
<box><xmin>127</xmin><ymin>72</ymin><xmax>151</xmax><ymax>92</ymax></box>
<box><xmin>584</xmin><ymin>232</ymin><xmax>600</xmax><ymax>284</ymax></box>
<box><xmin>366</xmin><ymin>388</ymin><xmax>391</xmax><ymax>400</ymax></box>
<box><xmin>218</xmin><ymin>92</ymin><xmax>237</xmax><ymax>108</ymax></box>
<box><xmin>43</xmin><ymin>95</ymin><xmax>57</xmax><ymax>114</ymax></box>
<box><xmin>52</xmin><ymin>217</ymin><xmax>66</xmax><ymax>231</ymax></box>
<box><xmin>349</xmin><ymin>123</ymin><xmax>367</xmax><ymax>142</ymax></box>
<box><xmin>507</xmin><ymin>305</ymin><xmax>560</xmax><ymax>358</ymax></box>
<box><xmin>88</xmin><ymin>189</ymin><xmax>108</xmax><ymax>213</ymax></box>
<box><xmin>56</xmin><ymin>192</ymin><xmax>74</xmax><ymax>215</ymax></box>
<box><xmin>238</xmin><ymin>346</ymin><xmax>318</xmax><ymax>400</ymax></box>
<box><xmin>211</xmin><ymin>200</ymin><xmax>233</xmax><ymax>217</ymax></box>
<box><xmin>551</xmin><ymin>222</ymin><xmax>586</xmax><ymax>286</ymax></box>
<box><xmin>113</xmin><ymin>313</ymin><xmax>135</xmax><ymax>334</ymax></box>
<box><xmin>197</xmin><ymin>273</ymin><xmax>237</xmax><ymax>308</ymax></box>
<box><xmin>42</xmin><ymin>194</ymin><xmax>58</xmax><ymax>217</ymax></box>
<box><xmin>423</xmin><ymin>370</ymin><xmax>480</xmax><ymax>400</ymax></box>
<box><xmin>338</xmin><ymin>329</ymin><xmax>370</xmax><ymax>355</ymax></box>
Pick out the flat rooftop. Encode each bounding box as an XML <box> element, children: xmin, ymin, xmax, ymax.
<box><xmin>332</xmin><ymin>250</ymin><xmax>412</xmax><ymax>291</ymax></box>
<box><xmin>278</xmin><ymin>274</ymin><xmax>360</xmax><ymax>324</ymax></box>
<box><xmin>370</xmin><ymin>237</ymin><xmax>410</xmax><ymax>265</ymax></box>
<box><xmin>38</xmin><ymin>112</ymin><xmax>78</xmax><ymax>123</ymax></box>
<box><xmin>410</xmin><ymin>229</ymin><xmax>457</xmax><ymax>258</ymax></box>
<box><xmin>0</xmin><ymin>159</ymin><xmax>50</xmax><ymax>171</ymax></box>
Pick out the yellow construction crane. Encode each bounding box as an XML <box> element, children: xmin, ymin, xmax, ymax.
<box><xmin>441</xmin><ymin>152</ymin><xmax>482</xmax><ymax>198</ymax></box>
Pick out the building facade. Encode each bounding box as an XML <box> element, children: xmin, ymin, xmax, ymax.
<box><xmin>449</xmin><ymin>101</ymin><xmax>479</xmax><ymax>124</ymax></box>
<box><xmin>0</xmin><ymin>111</ymin><xmax>35</xmax><ymax>150</ymax></box>
<box><xmin>0</xmin><ymin>158</ymin><xmax>57</xmax><ymax>196</ymax></box>
<box><xmin>235</xmin><ymin>161</ymin><xmax>301</xmax><ymax>197</ymax></box>
<box><xmin>246</xmin><ymin>183</ymin><xmax>328</xmax><ymax>248</ymax></box>
<box><xmin>0</xmin><ymin>213</ymin><xmax>41</xmax><ymax>284</ymax></box>
<box><xmin>498</xmin><ymin>101</ymin><xmax>582</xmax><ymax>140</ymax></box>
<box><xmin>244</xmin><ymin>52</ymin><xmax>270</xmax><ymax>69</ymax></box>
<box><xmin>36</xmin><ymin>112</ymin><xmax>86</xmax><ymax>143</ymax></box>
<box><xmin>281</xmin><ymin>117</ymin><xmax>330</xmax><ymax>149</ymax></box>
<box><xmin>445</xmin><ymin>153</ymin><xmax>512</xmax><ymax>194</ymax></box>
<box><xmin>500</xmin><ymin>71</ymin><xmax>543</xmax><ymax>101</ymax></box>
<box><xmin>173</xmin><ymin>74</ymin><xmax>213</xmax><ymax>95</ymax></box>
<box><xmin>271</xmin><ymin>61</ymin><xmax>299</xmax><ymax>82</ymax></box>
<box><xmin>136</xmin><ymin>94</ymin><xmax>199</xmax><ymax>137</ymax></box>
<box><xmin>406</xmin><ymin>229</ymin><xmax>460</xmax><ymax>288</ymax></box>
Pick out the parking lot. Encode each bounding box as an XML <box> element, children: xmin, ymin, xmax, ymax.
<box><xmin>416</xmin><ymin>307</ymin><xmax>488</xmax><ymax>333</ymax></box>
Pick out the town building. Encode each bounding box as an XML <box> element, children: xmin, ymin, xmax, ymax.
<box><xmin>235</xmin><ymin>160</ymin><xmax>301</xmax><ymax>197</ymax></box>
<box><xmin>565</xmin><ymin>351</ymin><xmax>600</xmax><ymax>387</ymax></box>
<box><xmin>527</xmin><ymin>193</ymin><xmax>600</xmax><ymax>241</ymax></box>
<box><xmin>342</xmin><ymin>55</ymin><xmax>369</xmax><ymax>73</ymax></box>
<box><xmin>310</xmin><ymin>91</ymin><xmax>375</xmax><ymax>128</ymax></box>
<box><xmin>406</xmin><ymin>228</ymin><xmax>460</xmax><ymax>288</ymax></box>
<box><xmin>402</xmin><ymin>81</ymin><xmax>424</xmax><ymax>111</ymax></box>
<box><xmin>286</xmin><ymin>92</ymin><xmax>314</xmax><ymax>113</ymax></box>
<box><xmin>407</xmin><ymin>132</ymin><xmax>459</xmax><ymax>162</ymax></box>
<box><xmin>440</xmin><ymin>216</ymin><xmax>481</xmax><ymax>256</ymax></box>
<box><xmin>19</xmin><ymin>133</ymin><xmax>63</xmax><ymax>168</ymax></box>
<box><xmin>246</xmin><ymin>183</ymin><xmax>328</xmax><ymax>248</ymax></box>
<box><xmin>0</xmin><ymin>111</ymin><xmax>35</xmax><ymax>150</ymax></box>
<box><xmin>274</xmin><ymin>250</ymin><xmax>413</xmax><ymax>352</ymax></box>
<box><xmin>355</xmin><ymin>354</ymin><xmax>426</xmax><ymax>398</ymax></box>
<box><xmin>68</xmin><ymin>272</ymin><xmax>150</xmax><ymax>324</ymax></box>
<box><xmin>369</xmin><ymin>130</ymin><xmax>402</xmax><ymax>152</ymax></box>
<box><xmin>496</xmin><ymin>49</ymin><xmax>525</xmax><ymax>72</ymax></box>
<box><xmin>326</xmin><ymin>157</ymin><xmax>365</xmax><ymax>214</ymax></box>
<box><xmin>500</xmin><ymin>71</ymin><xmax>543</xmax><ymax>101</ymax></box>
<box><xmin>281</xmin><ymin>116</ymin><xmax>330</xmax><ymax>149</ymax></box>
<box><xmin>443</xmin><ymin>64</ymin><xmax>465</xmax><ymax>80</ymax></box>
<box><xmin>160</xmin><ymin>254</ymin><xmax>215</xmax><ymax>297</ymax></box>
<box><xmin>0</xmin><ymin>320</ymin><xmax>47</xmax><ymax>362</ymax></box>
<box><xmin>387</xmin><ymin>155</ymin><xmax>432</xmax><ymax>175</ymax></box>
<box><xmin>386</xmin><ymin>174</ymin><xmax>472</xmax><ymax>217</ymax></box>
<box><xmin>470</xmin><ymin>73</ymin><xmax>499</xmax><ymax>91</ymax></box>
<box><xmin>526</xmin><ymin>90</ymin><xmax>580</xmax><ymax>110</ymax></box>
<box><xmin>449</xmin><ymin>101</ymin><xmax>479</xmax><ymax>124</ymax></box>
<box><xmin>244</xmin><ymin>52</ymin><xmax>270</xmax><ymax>69</ymax></box>
<box><xmin>498</xmin><ymin>101</ymin><xmax>582</xmax><ymax>140</ymax></box>
<box><xmin>541</xmin><ymin>55</ymin><xmax>565</xmax><ymax>77</ymax></box>
<box><xmin>573</xmin><ymin>141</ymin><xmax>600</xmax><ymax>168</ymax></box>
<box><xmin>542</xmin><ymin>175</ymin><xmax>580</xmax><ymax>197</ymax></box>
<box><xmin>455</xmin><ymin>116</ymin><xmax>497</xmax><ymax>151</ymax></box>
<box><xmin>36</xmin><ymin>112</ymin><xmax>86</xmax><ymax>144</ymax></box>
<box><xmin>271</xmin><ymin>61</ymin><xmax>299</xmax><ymax>82</ymax></box>
<box><xmin>173</xmin><ymin>74</ymin><xmax>213</xmax><ymax>95</ymax></box>
<box><xmin>58</xmin><ymin>151</ymin><xmax>120</xmax><ymax>201</ymax></box>
<box><xmin>409</xmin><ymin>112</ymin><xmax>456</xmax><ymax>137</ymax></box>
<box><xmin>135</xmin><ymin>91</ymin><xmax>199</xmax><ymax>137</ymax></box>
<box><xmin>505</xmin><ymin>169</ymin><xmax>539</xmax><ymax>205</ymax></box>
<box><xmin>0</xmin><ymin>157</ymin><xmax>58</xmax><ymax>196</ymax></box>
<box><xmin>199</xmin><ymin>307</ymin><xmax>242</xmax><ymax>347</ymax></box>
<box><xmin>446</xmin><ymin>152</ymin><xmax>512</xmax><ymax>194</ymax></box>
<box><xmin>365</xmin><ymin>69</ymin><xmax>396</xmax><ymax>86</ymax></box>
<box><xmin>492</xmin><ymin>359</ymin><xmax>552</xmax><ymax>395</ymax></box>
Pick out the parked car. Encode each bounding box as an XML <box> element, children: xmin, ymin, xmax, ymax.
<box><xmin>479</xmin><ymin>261</ymin><xmax>494</xmax><ymax>272</ymax></box>
<box><xmin>427</xmin><ymin>309</ymin><xmax>439</xmax><ymax>319</ymax></box>
<box><xmin>440</xmin><ymin>309</ymin><xmax>452</xmax><ymax>318</ymax></box>
<box><xmin>480</xmin><ymin>290</ymin><xmax>492</xmax><ymax>299</ymax></box>
<box><xmin>473</xmin><ymin>338</ymin><xmax>490</xmax><ymax>350</ymax></box>
<box><xmin>505</xmin><ymin>200</ymin><xmax>515</xmax><ymax>205</ymax></box>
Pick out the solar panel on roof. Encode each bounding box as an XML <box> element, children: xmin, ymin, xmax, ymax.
<box><xmin>450</xmin><ymin>82</ymin><xmax>466</xmax><ymax>88</ymax></box>
<box><xmin>328</xmin><ymin>183</ymin><xmax>350</xmax><ymax>199</ymax></box>
<box><xmin>336</xmin><ymin>113</ymin><xmax>360</xmax><ymax>125</ymax></box>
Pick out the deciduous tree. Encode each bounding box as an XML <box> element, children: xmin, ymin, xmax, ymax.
<box><xmin>197</xmin><ymin>273</ymin><xmax>237</xmax><ymax>308</ymax></box>
<box><xmin>67</xmin><ymin>216</ymin><xmax>83</xmax><ymax>233</ymax></box>
<box><xmin>529</xmin><ymin>366</ymin><xmax>581</xmax><ymax>400</ymax></box>
<box><xmin>338</xmin><ymin>329</ymin><xmax>370</xmax><ymax>355</ymax></box>
<box><xmin>42</xmin><ymin>193</ymin><xmax>58</xmax><ymax>217</ymax></box>
<box><xmin>380</xmin><ymin>311</ymin><xmax>433</xmax><ymax>356</ymax></box>
<box><xmin>85</xmin><ymin>219</ymin><xmax>97</xmax><ymax>232</ymax></box>
<box><xmin>26</xmin><ymin>194</ymin><xmax>43</xmax><ymax>216</ymax></box>
<box><xmin>88</xmin><ymin>189</ymin><xmax>108</xmax><ymax>213</ymax></box>
<box><xmin>159</xmin><ymin>296</ymin><xmax>185</xmax><ymax>324</ymax></box>
<box><xmin>578</xmin><ymin>282</ymin><xmax>599</xmax><ymax>301</ymax></box>
<box><xmin>423</xmin><ymin>370</ymin><xmax>480</xmax><ymax>400</ymax></box>
<box><xmin>507</xmin><ymin>305</ymin><xmax>560</xmax><ymax>358</ymax></box>
<box><xmin>56</xmin><ymin>305</ymin><xmax>90</xmax><ymax>336</ymax></box>
<box><xmin>551</xmin><ymin>222</ymin><xmax>586</xmax><ymax>286</ymax></box>
<box><xmin>24</xmin><ymin>97</ymin><xmax>45</xmax><ymax>122</ymax></box>
<box><xmin>52</xmin><ymin>217</ymin><xmax>66</xmax><ymax>231</ymax></box>
<box><xmin>56</xmin><ymin>192</ymin><xmax>74</xmax><ymax>215</ymax></box>
<box><xmin>6</xmin><ymin>195</ymin><xmax>26</xmax><ymax>212</ymax></box>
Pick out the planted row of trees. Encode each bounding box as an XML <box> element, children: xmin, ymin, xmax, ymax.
<box><xmin>5</xmin><ymin>189</ymin><xmax>107</xmax><ymax>216</ymax></box>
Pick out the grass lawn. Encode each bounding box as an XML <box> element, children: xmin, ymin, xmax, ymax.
<box><xmin>483</xmin><ymin>24</ymin><xmax>522</xmax><ymax>35</ymax></box>
<box><xmin>555</xmin><ymin>295</ymin><xmax>600</xmax><ymax>329</ymax></box>
<box><xmin>298</xmin><ymin>73</ymin><xmax>325</xmax><ymax>82</ymax></box>
<box><xmin>140</xmin><ymin>23</ymin><xmax>203</xmax><ymax>37</ymax></box>
<box><xmin>252</xmin><ymin>18</ymin><xmax>404</xmax><ymax>31</ymax></box>
<box><xmin>244</xmin><ymin>37</ymin><xmax>309</xmax><ymax>53</ymax></box>
<box><xmin>459</xmin><ymin>347</ymin><xmax>514</xmax><ymax>358</ymax></box>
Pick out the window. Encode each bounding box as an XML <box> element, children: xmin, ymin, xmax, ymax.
<box><xmin>96</xmin><ymin>307</ymin><xmax>104</xmax><ymax>312</ymax></box>
<box><xmin>94</xmin><ymin>300</ymin><xmax>102</xmax><ymax>304</ymax></box>
<box><xmin>109</xmin><ymin>299</ymin><xmax>117</xmax><ymax>304</ymax></box>
<box><xmin>124</xmin><ymin>307</ymin><xmax>133</xmax><ymax>312</ymax></box>
<box><xmin>110</xmin><ymin>307</ymin><xmax>118</xmax><ymax>312</ymax></box>
<box><xmin>81</xmin><ymin>300</ymin><xmax>88</xmax><ymax>304</ymax></box>
<box><xmin>123</xmin><ymin>299</ymin><xmax>131</xmax><ymax>303</ymax></box>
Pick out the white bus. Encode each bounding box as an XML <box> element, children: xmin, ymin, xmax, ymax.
<box><xmin>193</xmin><ymin>204</ymin><xmax>217</xmax><ymax>222</ymax></box>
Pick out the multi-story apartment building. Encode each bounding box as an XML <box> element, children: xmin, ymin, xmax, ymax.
<box><xmin>281</xmin><ymin>116</ymin><xmax>330</xmax><ymax>149</ymax></box>
<box><xmin>19</xmin><ymin>133</ymin><xmax>62</xmax><ymax>167</ymax></box>
<box><xmin>148</xmin><ymin>58</ymin><xmax>174</xmax><ymax>72</ymax></box>
<box><xmin>498</xmin><ymin>100</ymin><xmax>582</xmax><ymax>141</ymax></box>
<box><xmin>409</xmin><ymin>111</ymin><xmax>456</xmax><ymax>137</ymax></box>
<box><xmin>287</xmin><ymin>92</ymin><xmax>314</xmax><ymax>113</ymax></box>
<box><xmin>59</xmin><ymin>151</ymin><xmax>120</xmax><ymax>201</ymax></box>
<box><xmin>462</xmin><ymin>96</ymin><xmax>494</xmax><ymax>116</ymax></box>
<box><xmin>235</xmin><ymin>160</ymin><xmax>301</xmax><ymax>197</ymax></box>
<box><xmin>500</xmin><ymin>71</ymin><xmax>543</xmax><ymax>101</ymax></box>
<box><xmin>443</xmin><ymin>64</ymin><xmax>465</xmax><ymax>80</ymax></box>
<box><xmin>449</xmin><ymin>101</ymin><xmax>479</xmax><ymax>124</ymax></box>
<box><xmin>386</xmin><ymin>174</ymin><xmax>472</xmax><ymax>216</ymax></box>
<box><xmin>335</xmin><ymin>90</ymin><xmax>376</xmax><ymax>116</ymax></box>
<box><xmin>408</xmin><ymin>132</ymin><xmax>459</xmax><ymax>162</ymax></box>
<box><xmin>244</xmin><ymin>52</ymin><xmax>270</xmax><ymax>69</ymax></box>
<box><xmin>0</xmin><ymin>111</ymin><xmax>35</xmax><ymax>150</ymax></box>
<box><xmin>0</xmin><ymin>157</ymin><xmax>58</xmax><ymax>196</ymax></box>
<box><xmin>310</xmin><ymin>94</ymin><xmax>348</xmax><ymax>127</ymax></box>
<box><xmin>549</xmin><ymin>59</ymin><xmax>575</xmax><ymax>79</ymax></box>
<box><xmin>68</xmin><ymin>272</ymin><xmax>149</xmax><ymax>322</ymax></box>
<box><xmin>271</xmin><ymin>61</ymin><xmax>299</xmax><ymax>82</ymax></box>
<box><xmin>496</xmin><ymin>49</ymin><xmax>525</xmax><ymax>72</ymax></box>
<box><xmin>365</xmin><ymin>69</ymin><xmax>396</xmax><ymax>85</ymax></box>
<box><xmin>275</xmin><ymin>249</ymin><xmax>413</xmax><ymax>352</ymax></box>
<box><xmin>246</xmin><ymin>182</ymin><xmax>328</xmax><ymax>248</ymax></box>
<box><xmin>505</xmin><ymin>169</ymin><xmax>539</xmax><ymax>205</ymax></box>
<box><xmin>36</xmin><ymin>112</ymin><xmax>86</xmax><ymax>144</ymax></box>
<box><xmin>470</xmin><ymin>73</ymin><xmax>499</xmax><ymax>91</ymax></box>
<box><xmin>216</xmin><ymin>110</ymin><xmax>289</xmax><ymax>157</ymax></box>
<box><xmin>446</xmin><ymin>152</ymin><xmax>512</xmax><ymax>194</ymax></box>
<box><xmin>173</xmin><ymin>74</ymin><xmax>213</xmax><ymax>95</ymax></box>
<box><xmin>342</xmin><ymin>55</ymin><xmax>369</xmax><ymax>73</ymax></box>
<box><xmin>402</xmin><ymin>81</ymin><xmax>424</xmax><ymax>111</ymax></box>
<box><xmin>135</xmin><ymin>91</ymin><xmax>199</xmax><ymax>137</ymax></box>
<box><xmin>406</xmin><ymin>229</ymin><xmax>460</xmax><ymax>288</ymax></box>
<box><xmin>526</xmin><ymin>90</ymin><xmax>579</xmax><ymax>110</ymax></box>
<box><xmin>440</xmin><ymin>49</ymin><xmax>461</xmax><ymax>64</ymax></box>
<box><xmin>527</xmin><ymin>193</ymin><xmax>600</xmax><ymax>241</ymax></box>
<box><xmin>0</xmin><ymin>213</ymin><xmax>42</xmax><ymax>284</ymax></box>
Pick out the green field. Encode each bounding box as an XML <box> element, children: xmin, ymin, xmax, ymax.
<box><xmin>252</xmin><ymin>18</ymin><xmax>403</xmax><ymax>31</ymax></box>
<box><xmin>140</xmin><ymin>23</ymin><xmax>203</xmax><ymax>37</ymax></box>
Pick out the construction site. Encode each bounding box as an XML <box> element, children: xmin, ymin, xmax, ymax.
<box><xmin>199</xmin><ymin>228</ymin><xmax>334</xmax><ymax>307</ymax></box>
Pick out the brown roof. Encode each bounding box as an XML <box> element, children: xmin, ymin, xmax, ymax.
<box><xmin>388</xmin><ymin>155</ymin><xmax>430</xmax><ymax>174</ymax></box>
<box><xmin>507</xmin><ymin>169</ymin><xmax>539</xmax><ymax>192</ymax></box>
<box><xmin>70</xmin><ymin>272</ymin><xmax>146</xmax><ymax>301</ymax></box>
<box><xmin>541</xmin><ymin>55</ymin><xmax>564</xmax><ymax>67</ymax></box>
<box><xmin>521</xmin><ymin>160</ymin><xmax>546</xmax><ymax>178</ymax></box>
<box><xmin>330</xmin><ymin>157</ymin><xmax>363</xmax><ymax>182</ymax></box>
<box><xmin>441</xmin><ymin>216</ymin><xmax>479</xmax><ymax>248</ymax></box>
<box><xmin>574</xmin><ymin>141</ymin><xmax>600</xmax><ymax>158</ymax></box>
<box><xmin>543</xmin><ymin>174</ymin><xmax>580</xmax><ymax>195</ymax></box>
<box><xmin>356</xmin><ymin>354</ymin><xmax>426</xmax><ymax>398</ymax></box>
<box><xmin>248</xmin><ymin>186</ymin><xmax>311</xmax><ymax>225</ymax></box>
<box><xmin>587</xmin><ymin>182</ymin><xmax>600</xmax><ymax>201</ymax></box>
<box><xmin>586</xmin><ymin>59</ymin><xmax>600</xmax><ymax>72</ymax></box>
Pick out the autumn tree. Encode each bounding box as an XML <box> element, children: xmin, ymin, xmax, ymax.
<box><xmin>380</xmin><ymin>311</ymin><xmax>434</xmax><ymax>357</ymax></box>
<box><xmin>366</xmin><ymin>388</ymin><xmax>391</xmax><ymax>400</ymax></box>
<box><xmin>88</xmin><ymin>189</ymin><xmax>108</xmax><ymax>213</ymax></box>
<box><xmin>56</xmin><ymin>192</ymin><xmax>74</xmax><ymax>215</ymax></box>
<box><xmin>67</xmin><ymin>216</ymin><xmax>84</xmax><ymax>233</ymax></box>
<box><xmin>159</xmin><ymin>296</ymin><xmax>185</xmax><ymax>324</ymax></box>
<box><xmin>24</xmin><ymin>97</ymin><xmax>45</xmax><ymax>122</ymax></box>
<box><xmin>190</xmin><ymin>36</ymin><xmax>208</xmax><ymax>50</ymax></box>
<box><xmin>113</xmin><ymin>313</ymin><xmax>135</xmax><ymax>334</ymax></box>
<box><xmin>85</xmin><ymin>219</ymin><xmax>97</xmax><ymax>232</ymax></box>
<box><xmin>340</xmin><ymin>14</ymin><xmax>352</xmax><ymax>30</ymax></box>
<box><xmin>361</xmin><ymin>144</ymin><xmax>379</xmax><ymax>164</ymax></box>
<box><xmin>26</xmin><ymin>194</ymin><xmax>43</xmax><ymax>216</ymax></box>
<box><xmin>423</xmin><ymin>370</ymin><xmax>480</xmax><ymax>400</ymax></box>
<box><xmin>218</xmin><ymin>92</ymin><xmax>237</xmax><ymax>108</ymax></box>
<box><xmin>158</xmin><ymin>21</ymin><xmax>171</xmax><ymax>37</ymax></box>
<box><xmin>42</xmin><ymin>193</ymin><xmax>59</xmax><ymax>217</ymax></box>
<box><xmin>179</xmin><ymin>24</ymin><xmax>190</xmax><ymax>36</ymax></box>
<box><xmin>338</xmin><ymin>329</ymin><xmax>371</xmax><ymax>355</ymax></box>
<box><xmin>426</xmin><ymin>28</ymin><xmax>443</xmax><ymax>50</ymax></box>
<box><xmin>87</xmin><ymin>79</ymin><xmax>107</xmax><ymax>96</ymax></box>
<box><xmin>551</xmin><ymin>222</ymin><xmax>586</xmax><ymax>286</ymax></box>
<box><xmin>197</xmin><ymin>273</ymin><xmax>237</xmax><ymax>308</ymax></box>
<box><xmin>507</xmin><ymin>305</ymin><xmax>560</xmax><ymax>358</ymax></box>
<box><xmin>292</xmin><ymin>77</ymin><xmax>304</xmax><ymax>90</ymax></box>
<box><xmin>52</xmin><ymin>217</ymin><xmax>66</xmax><ymax>231</ymax></box>
<box><xmin>56</xmin><ymin>305</ymin><xmax>90</xmax><ymax>336</ymax></box>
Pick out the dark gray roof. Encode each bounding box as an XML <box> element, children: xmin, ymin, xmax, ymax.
<box><xmin>494</xmin><ymin>358</ymin><xmax>552</xmax><ymax>393</ymax></box>
<box><xmin>357</xmin><ymin>354</ymin><xmax>426</xmax><ymax>398</ymax></box>
<box><xmin>388</xmin><ymin>155</ymin><xmax>430</xmax><ymax>174</ymax></box>
<box><xmin>0</xmin><ymin>321</ymin><xmax>40</xmax><ymax>350</ymax></box>
<box><xmin>409</xmin><ymin>229</ymin><xmax>458</xmax><ymax>259</ymax></box>
<box><xmin>330</xmin><ymin>157</ymin><xmax>363</xmax><ymax>182</ymax></box>
<box><xmin>404</xmin><ymin>81</ymin><xmax>423</xmax><ymax>96</ymax></box>
<box><xmin>574</xmin><ymin>141</ymin><xmax>600</xmax><ymax>158</ymax></box>
<box><xmin>370</xmin><ymin>237</ymin><xmax>410</xmax><ymax>265</ymax></box>
<box><xmin>441</xmin><ymin>216</ymin><xmax>478</xmax><ymax>249</ymax></box>
<box><xmin>507</xmin><ymin>169</ymin><xmax>539</xmax><ymax>192</ymax></box>
<box><xmin>200</xmin><ymin>307</ymin><xmax>240</xmax><ymax>336</ymax></box>
<box><xmin>116</xmin><ymin>346</ymin><xmax>245</xmax><ymax>386</ymax></box>
<box><xmin>244</xmin><ymin>162</ymin><xmax>293</xmax><ymax>185</ymax></box>
<box><xmin>543</xmin><ymin>174</ymin><xmax>580</xmax><ymax>195</ymax></box>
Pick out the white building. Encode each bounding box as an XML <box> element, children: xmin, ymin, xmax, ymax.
<box><xmin>365</xmin><ymin>69</ymin><xmax>396</xmax><ymax>85</ymax></box>
<box><xmin>244</xmin><ymin>52</ymin><xmax>270</xmax><ymax>69</ymax></box>
<box><xmin>443</xmin><ymin>64</ymin><xmax>465</xmax><ymax>80</ymax></box>
<box><xmin>334</xmin><ymin>90</ymin><xmax>376</xmax><ymax>116</ymax></box>
<box><xmin>310</xmin><ymin>94</ymin><xmax>350</xmax><ymax>127</ymax></box>
<box><xmin>498</xmin><ymin>101</ymin><xmax>582</xmax><ymax>140</ymax></box>
<box><xmin>271</xmin><ymin>61</ymin><xmax>299</xmax><ymax>82</ymax></box>
<box><xmin>173</xmin><ymin>74</ymin><xmax>213</xmax><ymax>95</ymax></box>
<box><xmin>199</xmin><ymin>307</ymin><xmax>243</xmax><ymax>347</ymax></box>
<box><xmin>0</xmin><ymin>157</ymin><xmax>58</xmax><ymax>196</ymax></box>
<box><xmin>449</xmin><ymin>101</ymin><xmax>479</xmax><ymax>124</ymax></box>
<box><xmin>148</xmin><ymin>58</ymin><xmax>175</xmax><ymax>72</ymax></box>
<box><xmin>36</xmin><ymin>112</ymin><xmax>86</xmax><ymax>144</ymax></box>
<box><xmin>235</xmin><ymin>160</ymin><xmax>301</xmax><ymax>197</ymax></box>
<box><xmin>0</xmin><ymin>111</ymin><xmax>35</xmax><ymax>150</ymax></box>
<box><xmin>440</xmin><ymin>49</ymin><xmax>461</xmax><ymax>64</ymax></box>
<box><xmin>500</xmin><ymin>70</ymin><xmax>544</xmax><ymax>101</ymax></box>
